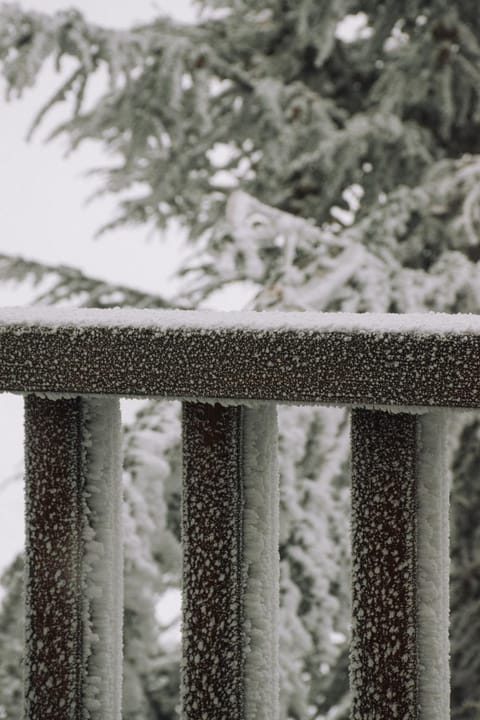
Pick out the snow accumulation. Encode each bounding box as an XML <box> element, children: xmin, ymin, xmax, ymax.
<box><xmin>81</xmin><ymin>399</ymin><xmax>123</xmax><ymax>720</ymax></box>
<box><xmin>416</xmin><ymin>413</ymin><xmax>450</xmax><ymax>720</ymax></box>
<box><xmin>2</xmin><ymin>305</ymin><xmax>480</xmax><ymax>336</ymax></box>
<box><xmin>242</xmin><ymin>406</ymin><xmax>279</xmax><ymax>720</ymax></box>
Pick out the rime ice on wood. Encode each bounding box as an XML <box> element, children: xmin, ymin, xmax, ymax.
<box><xmin>350</xmin><ymin>410</ymin><xmax>418</xmax><ymax>719</ymax></box>
<box><xmin>182</xmin><ymin>403</ymin><xmax>279</xmax><ymax>720</ymax></box>
<box><xmin>24</xmin><ymin>396</ymin><xmax>123</xmax><ymax>720</ymax></box>
<box><xmin>81</xmin><ymin>398</ymin><xmax>123</xmax><ymax>720</ymax></box>
<box><xmin>350</xmin><ymin>409</ymin><xmax>450</xmax><ymax>720</ymax></box>
<box><xmin>417</xmin><ymin>413</ymin><xmax>450</xmax><ymax>720</ymax></box>
<box><xmin>242</xmin><ymin>406</ymin><xmax>279</xmax><ymax>720</ymax></box>
<box><xmin>5</xmin><ymin>307</ymin><xmax>480</xmax><ymax>407</ymax></box>
<box><xmin>24</xmin><ymin>397</ymin><xmax>84</xmax><ymax>720</ymax></box>
<box><xmin>182</xmin><ymin>403</ymin><xmax>244</xmax><ymax>719</ymax></box>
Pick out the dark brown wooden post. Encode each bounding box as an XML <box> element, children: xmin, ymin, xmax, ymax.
<box><xmin>350</xmin><ymin>409</ymin><xmax>418</xmax><ymax>719</ymax></box>
<box><xmin>24</xmin><ymin>395</ymin><xmax>123</xmax><ymax>720</ymax></box>
<box><xmin>350</xmin><ymin>409</ymin><xmax>450</xmax><ymax>720</ymax></box>
<box><xmin>24</xmin><ymin>396</ymin><xmax>84</xmax><ymax>720</ymax></box>
<box><xmin>182</xmin><ymin>402</ymin><xmax>245</xmax><ymax>719</ymax></box>
<box><xmin>182</xmin><ymin>402</ymin><xmax>280</xmax><ymax>719</ymax></box>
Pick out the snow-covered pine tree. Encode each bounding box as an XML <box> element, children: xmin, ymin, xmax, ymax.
<box><xmin>1</xmin><ymin>1</ymin><xmax>480</xmax><ymax>717</ymax></box>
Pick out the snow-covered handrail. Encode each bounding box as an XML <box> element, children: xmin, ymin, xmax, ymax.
<box><xmin>0</xmin><ymin>306</ymin><xmax>480</xmax><ymax>406</ymax></box>
<box><xmin>2</xmin><ymin>307</ymin><xmax>457</xmax><ymax>720</ymax></box>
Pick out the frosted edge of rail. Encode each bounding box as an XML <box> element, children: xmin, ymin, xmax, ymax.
<box><xmin>0</xmin><ymin>306</ymin><xmax>480</xmax><ymax>335</ymax></box>
<box><xmin>416</xmin><ymin>412</ymin><xmax>450</xmax><ymax>720</ymax></box>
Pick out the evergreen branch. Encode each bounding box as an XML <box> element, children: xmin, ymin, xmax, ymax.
<box><xmin>0</xmin><ymin>470</ymin><xmax>21</xmax><ymax>494</ymax></box>
<box><xmin>26</xmin><ymin>66</ymin><xmax>84</xmax><ymax>140</ymax></box>
<box><xmin>0</xmin><ymin>253</ymin><xmax>182</xmax><ymax>308</ymax></box>
<box><xmin>461</xmin><ymin>183</ymin><xmax>480</xmax><ymax>246</ymax></box>
<box><xmin>175</xmin><ymin>272</ymin><xmax>257</xmax><ymax>305</ymax></box>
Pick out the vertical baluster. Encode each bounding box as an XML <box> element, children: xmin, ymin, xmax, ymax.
<box><xmin>182</xmin><ymin>403</ymin><xmax>244</xmax><ymax>720</ymax></box>
<box><xmin>182</xmin><ymin>402</ymin><xmax>279</xmax><ymax>720</ymax></box>
<box><xmin>24</xmin><ymin>396</ymin><xmax>123</xmax><ymax>720</ymax></box>
<box><xmin>350</xmin><ymin>409</ymin><xmax>449</xmax><ymax>720</ymax></box>
<box><xmin>24</xmin><ymin>397</ymin><xmax>84</xmax><ymax>720</ymax></box>
<box><xmin>241</xmin><ymin>406</ymin><xmax>279</xmax><ymax>720</ymax></box>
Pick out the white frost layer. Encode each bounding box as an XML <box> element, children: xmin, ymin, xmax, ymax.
<box><xmin>81</xmin><ymin>399</ymin><xmax>123</xmax><ymax>720</ymax></box>
<box><xmin>3</xmin><ymin>305</ymin><xmax>480</xmax><ymax>336</ymax></box>
<box><xmin>242</xmin><ymin>406</ymin><xmax>279</xmax><ymax>720</ymax></box>
<box><xmin>417</xmin><ymin>412</ymin><xmax>450</xmax><ymax>720</ymax></box>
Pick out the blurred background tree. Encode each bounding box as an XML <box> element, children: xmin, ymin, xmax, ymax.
<box><xmin>1</xmin><ymin>0</ymin><xmax>480</xmax><ymax>717</ymax></box>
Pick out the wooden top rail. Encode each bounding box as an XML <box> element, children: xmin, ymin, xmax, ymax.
<box><xmin>1</xmin><ymin>307</ymin><xmax>480</xmax><ymax>406</ymax></box>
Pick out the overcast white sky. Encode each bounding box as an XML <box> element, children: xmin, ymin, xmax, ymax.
<box><xmin>0</xmin><ymin>0</ymin><xmax>198</xmax><ymax>576</ymax></box>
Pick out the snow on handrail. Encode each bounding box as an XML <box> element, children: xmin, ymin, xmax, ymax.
<box><xmin>0</xmin><ymin>307</ymin><xmax>480</xmax><ymax>406</ymax></box>
<box><xmin>1</xmin><ymin>305</ymin><xmax>480</xmax><ymax>334</ymax></box>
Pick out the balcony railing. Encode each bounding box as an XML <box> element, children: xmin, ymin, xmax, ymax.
<box><xmin>0</xmin><ymin>306</ymin><xmax>466</xmax><ymax>719</ymax></box>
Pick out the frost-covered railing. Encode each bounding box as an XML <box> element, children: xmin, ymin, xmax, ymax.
<box><xmin>1</xmin><ymin>307</ymin><xmax>470</xmax><ymax>720</ymax></box>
